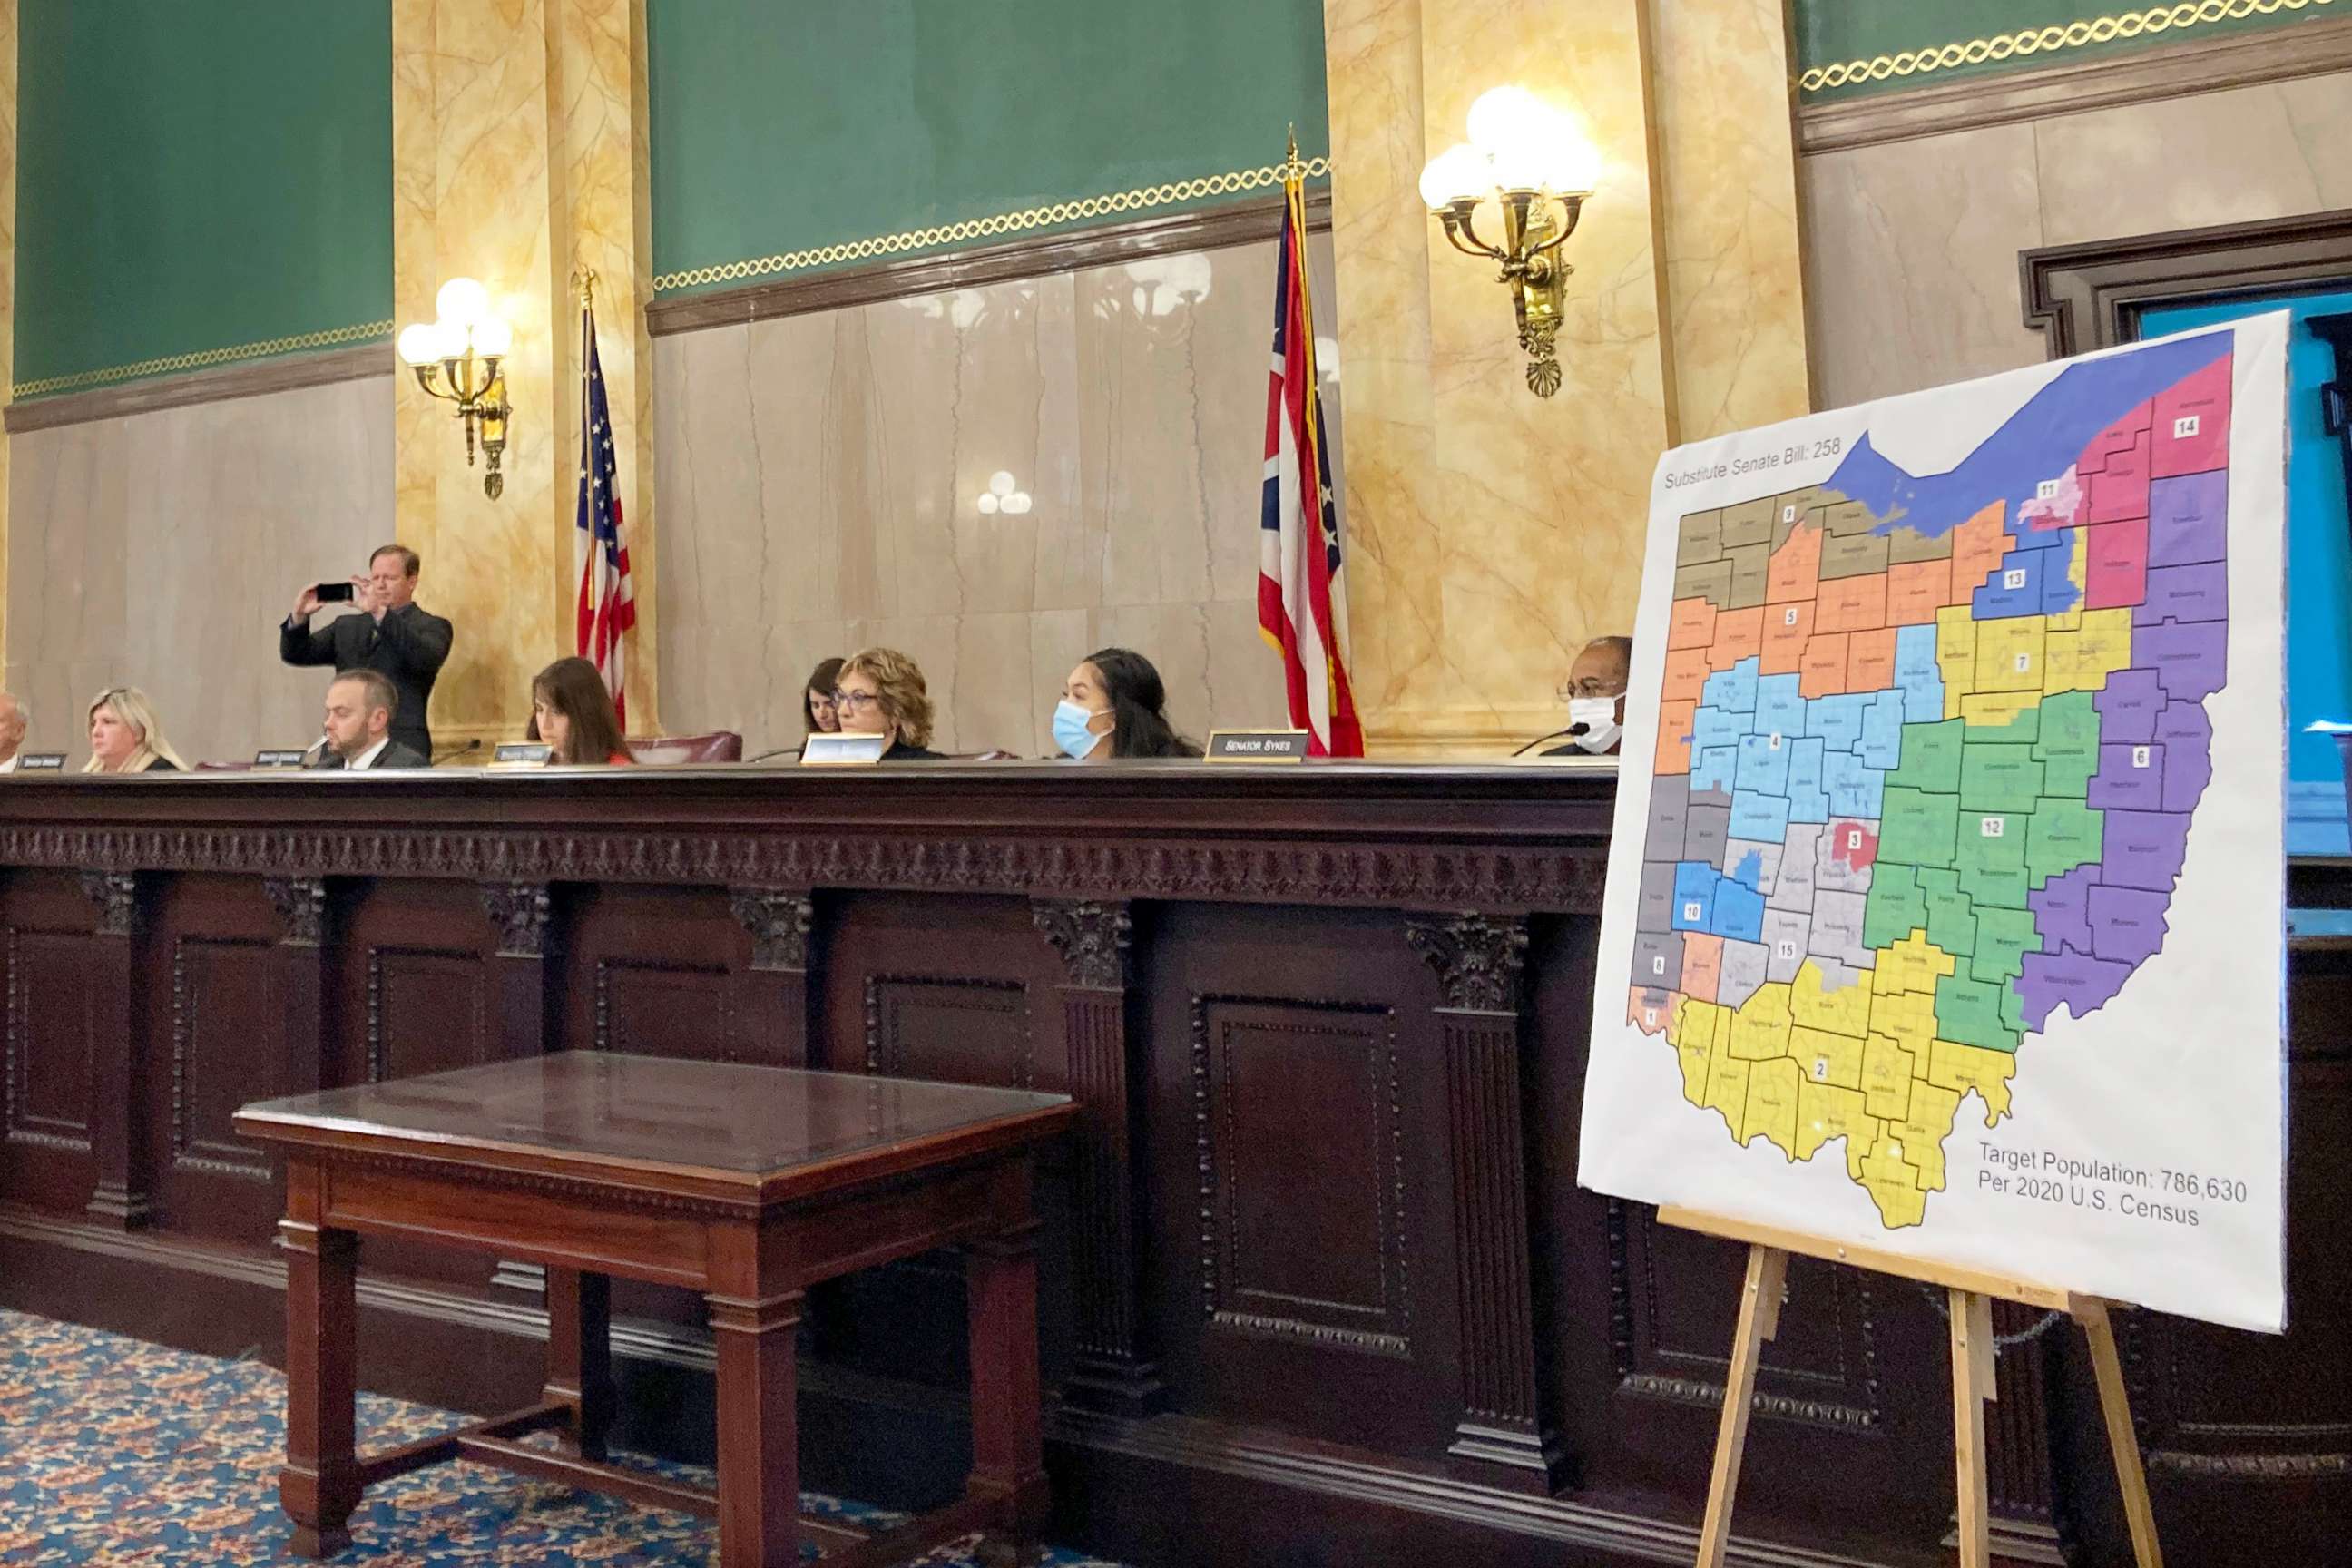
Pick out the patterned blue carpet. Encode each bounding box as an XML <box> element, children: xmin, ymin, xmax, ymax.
<box><xmin>0</xmin><ymin>1308</ymin><xmax>1122</xmax><ymax>1565</ymax></box>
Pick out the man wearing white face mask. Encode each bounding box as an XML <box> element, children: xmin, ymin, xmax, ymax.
<box><xmin>1532</xmin><ymin>635</ymin><xmax>1631</xmax><ymax>757</ymax></box>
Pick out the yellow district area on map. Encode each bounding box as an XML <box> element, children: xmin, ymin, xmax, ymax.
<box><xmin>1655</xmin><ymin>937</ymin><xmax>2019</xmax><ymax>1230</ymax></box>
<box><xmin>1945</xmin><ymin>606</ymin><xmax>2136</xmax><ymax>725</ymax></box>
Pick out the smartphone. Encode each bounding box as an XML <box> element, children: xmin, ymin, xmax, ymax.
<box><xmin>314</xmin><ymin>582</ymin><xmax>354</xmax><ymax>603</ymax></box>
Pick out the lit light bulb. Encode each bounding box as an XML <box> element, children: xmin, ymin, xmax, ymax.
<box><xmin>977</xmin><ymin>493</ymin><xmax>1000</xmax><ymax>515</ymax></box>
<box><xmin>397</xmin><ymin>323</ymin><xmax>442</xmax><ymax>368</ymax></box>
<box><xmin>1465</xmin><ymin>86</ymin><xmax>1553</xmax><ymax>159</ymax></box>
<box><xmin>989</xmin><ymin>470</ymin><xmax>1016</xmax><ymax>497</ymax></box>
<box><xmin>436</xmin><ymin>278</ymin><xmax>491</xmax><ymax>328</ymax></box>
<box><xmin>472</xmin><ymin>316</ymin><xmax>513</xmax><ymax>358</ymax></box>
<box><xmin>429</xmin><ymin>318</ymin><xmax>468</xmax><ymax>361</ymax></box>
<box><xmin>1417</xmin><ymin>142</ymin><xmax>1490</xmax><ymax>209</ymax></box>
<box><xmin>1004</xmin><ymin>492</ymin><xmax>1033</xmax><ymax>515</ymax></box>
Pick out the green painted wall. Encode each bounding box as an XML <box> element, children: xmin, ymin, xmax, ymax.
<box><xmin>1796</xmin><ymin>0</ymin><xmax>2330</xmax><ymax>101</ymax></box>
<box><xmin>648</xmin><ymin>0</ymin><xmax>1330</xmax><ymax>291</ymax></box>
<box><xmin>14</xmin><ymin>0</ymin><xmax>392</xmax><ymax>395</ymax></box>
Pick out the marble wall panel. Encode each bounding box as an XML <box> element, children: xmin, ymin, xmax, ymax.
<box><xmin>5</xmin><ymin>375</ymin><xmax>395</xmax><ymax>766</ymax></box>
<box><xmin>2033</xmin><ymin>72</ymin><xmax>2352</xmax><ymax>247</ymax></box>
<box><xmin>1799</xmin><ymin>122</ymin><xmax>2049</xmax><ymax>409</ymax></box>
<box><xmin>654</xmin><ymin>232</ymin><xmax>1328</xmax><ymax>759</ymax></box>
<box><xmin>1801</xmin><ymin>72</ymin><xmax>2352</xmax><ymax>409</ymax></box>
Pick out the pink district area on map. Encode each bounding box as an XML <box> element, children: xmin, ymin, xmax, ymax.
<box><xmin>1631</xmin><ymin>337</ymin><xmax>2232</xmax><ymax>1229</ymax></box>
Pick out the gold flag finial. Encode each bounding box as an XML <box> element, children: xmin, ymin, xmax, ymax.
<box><xmin>1282</xmin><ymin>124</ymin><xmax>1303</xmax><ymax>185</ymax></box>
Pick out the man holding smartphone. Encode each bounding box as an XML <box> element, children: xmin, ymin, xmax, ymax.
<box><xmin>281</xmin><ymin>544</ymin><xmax>454</xmax><ymax>760</ymax></box>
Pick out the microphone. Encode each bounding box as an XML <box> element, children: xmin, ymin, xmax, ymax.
<box><xmin>743</xmin><ymin>746</ymin><xmax>801</xmax><ymax>764</ymax></box>
<box><xmin>433</xmin><ymin>738</ymin><xmax>483</xmax><ymax>764</ymax></box>
<box><xmin>1510</xmin><ymin>725</ymin><xmax>1582</xmax><ymax>758</ymax></box>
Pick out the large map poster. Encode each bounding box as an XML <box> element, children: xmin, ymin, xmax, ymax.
<box><xmin>1580</xmin><ymin>317</ymin><xmax>2290</xmax><ymax>1333</ymax></box>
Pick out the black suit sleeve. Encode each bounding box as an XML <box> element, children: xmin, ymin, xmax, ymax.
<box><xmin>374</xmin><ymin>607</ymin><xmax>454</xmax><ymax>681</ymax></box>
<box><xmin>279</xmin><ymin>615</ymin><xmax>340</xmax><ymax>669</ymax></box>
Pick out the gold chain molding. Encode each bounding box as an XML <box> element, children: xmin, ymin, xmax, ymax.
<box><xmin>10</xmin><ymin>318</ymin><xmax>396</xmax><ymax>401</ymax></box>
<box><xmin>652</xmin><ymin>155</ymin><xmax>1334</xmax><ymax>294</ymax></box>
<box><xmin>1800</xmin><ymin>0</ymin><xmax>2336</xmax><ymax>92</ymax></box>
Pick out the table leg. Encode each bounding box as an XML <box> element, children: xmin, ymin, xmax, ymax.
<box><xmin>280</xmin><ymin>1219</ymin><xmax>361</xmax><ymax>1558</ymax></box>
<box><xmin>966</xmin><ymin>1223</ymin><xmax>1049</xmax><ymax>1566</ymax></box>
<box><xmin>709</xmin><ymin>1290</ymin><xmax>803</xmax><ymax>1568</ymax></box>
<box><xmin>544</xmin><ymin>1268</ymin><xmax>614</xmax><ymax>1461</ymax></box>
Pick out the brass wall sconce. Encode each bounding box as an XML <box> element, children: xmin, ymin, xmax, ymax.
<box><xmin>1418</xmin><ymin>87</ymin><xmax>1599</xmax><ymax>397</ymax></box>
<box><xmin>397</xmin><ymin>279</ymin><xmax>514</xmax><ymax>499</ymax></box>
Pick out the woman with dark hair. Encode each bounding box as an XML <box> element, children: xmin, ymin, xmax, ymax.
<box><xmin>528</xmin><ymin>656</ymin><xmax>634</xmax><ymax>765</ymax></box>
<box><xmin>1054</xmin><ymin>647</ymin><xmax>1192</xmax><ymax>761</ymax></box>
<box><xmin>802</xmin><ymin>656</ymin><xmax>845</xmax><ymax>741</ymax></box>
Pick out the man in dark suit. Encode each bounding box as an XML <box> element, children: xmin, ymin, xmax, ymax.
<box><xmin>309</xmin><ymin>671</ymin><xmax>428</xmax><ymax>771</ymax></box>
<box><xmin>282</xmin><ymin>544</ymin><xmax>453</xmax><ymax>759</ymax></box>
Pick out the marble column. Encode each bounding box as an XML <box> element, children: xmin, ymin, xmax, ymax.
<box><xmin>392</xmin><ymin>0</ymin><xmax>655</xmax><ymax>752</ymax></box>
<box><xmin>1321</xmin><ymin>0</ymin><xmax>1809</xmax><ymax>758</ymax></box>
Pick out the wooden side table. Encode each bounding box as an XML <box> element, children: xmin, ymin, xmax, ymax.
<box><xmin>235</xmin><ymin>1052</ymin><xmax>1077</xmax><ymax>1568</ymax></box>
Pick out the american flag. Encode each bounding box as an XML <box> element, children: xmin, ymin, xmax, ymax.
<box><xmin>1259</xmin><ymin>171</ymin><xmax>1363</xmax><ymax>757</ymax></box>
<box><xmin>575</xmin><ymin>299</ymin><xmax>636</xmax><ymax>725</ymax></box>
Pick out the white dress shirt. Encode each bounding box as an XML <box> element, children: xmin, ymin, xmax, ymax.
<box><xmin>347</xmin><ymin>738</ymin><xmax>392</xmax><ymax>772</ymax></box>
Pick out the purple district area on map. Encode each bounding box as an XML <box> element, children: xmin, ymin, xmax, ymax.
<box><xmin>2135</xmin><ymin>561</ymin><xmax>2227</xmax><ymax>624</ymax></box>
<box><xmin>2094</xmin><ymin>668</ymin><xmax>2164</xmax><ymax>743</ymax></box>
<box><xmin>2148</xmin><ymin>470</ymin><xmax>2228</xmax><ymax>567</ymax></box>
<box><xmin>2017</xmin><ymin>946</ymin><xmax>2135</xmax><ymax>1029</ymax></box>
<box><xmin>2136</xmin><ymin>620</ymin><xmax>2228</xmax><ymax>702</ymax></box>
<box><xmin>2087</xmin><ymin>884</ymin><xmax>2172</xmax><ymax>965</ymax></box>
<box><xmin>2019</xmin><ymin>685</ymin><xmax>2214</xmax><ymax>1028</ymax></box>
<box><xmin>2031</xmin><ymin>865</ymin><xmax>2094</xmax><ymax>955</ymax></box>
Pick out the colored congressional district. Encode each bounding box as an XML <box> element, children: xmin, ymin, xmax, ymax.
<box><xmin>1631</xmin><ymin>334</ymin><xmax>2233</xmax><ymax>1230</ymax></box>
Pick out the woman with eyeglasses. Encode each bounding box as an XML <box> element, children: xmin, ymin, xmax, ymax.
<box><xmin>834</xmin><ymin>647</ymin><xmax>941</xmax><ymax>760</ymax></box>
<box><xmin>84</xmin><ymin>687</ymin><xmax>187</xmax><ymax>774</ymax></box>
<box><xmin>802</xmin><ymin>656</ymin><xmax>845</xmax><ymax>748</ymax></box>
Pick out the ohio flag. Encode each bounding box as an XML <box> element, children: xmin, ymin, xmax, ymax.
<box><xmin>575</xmin><ymin>299</ymin><xmax>636</xmax><ymax>725</ymax></box>
<box><xmin>1258</xmin><ymin>173</ymin><xmax>1364</xmax><ymax>757</ymax></box>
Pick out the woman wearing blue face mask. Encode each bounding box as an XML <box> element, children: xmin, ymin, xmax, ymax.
<box><xmin>1054</xmin><ymin>647</ymin><xmax>1192</xmax><ymax>761</ymax></box>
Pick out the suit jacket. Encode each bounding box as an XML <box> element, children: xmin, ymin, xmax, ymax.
<box><xmin>280</xmin><ymin>603</ymin><xmax>453</xmax><ymax>758</ymax></box>
<box><xmin>309</xmin><ymin>740</ymin><xmax>430</xmax><ymax>772</ymax></box>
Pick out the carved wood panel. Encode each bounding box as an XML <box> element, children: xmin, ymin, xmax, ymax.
<box><xmin>366</xmin><ymin>948</ymin><xmax>490</xmax><ymax>1083</ymax></box>
<box><xmin>1609</xmin><ymin>1201</ymin><xmax>1882</xmax><ymax>1432</ymax></box>
<box><xmin>168</xmin><ymin>936</ymin><xmax>278</xmax><ymax>1181</ymax></box>
<box><xmin>5</xmin><ymin>929</ymin><xmax>99</xmax><ymax>1152</ymax></box>
<box><xmin>863</xmin><ymin>975</ymin><xmax>1034</xmax><ymax>1089</ymax></box>
<box><xmin>1192</xmin><ymin>994</ymin><xmax>1410</xmax><ymax>1358</ymax></box>
<box><xmin>593</xmin><ymin>957</ymin><xmax>735</xmax><ymax>1061</ymax></box>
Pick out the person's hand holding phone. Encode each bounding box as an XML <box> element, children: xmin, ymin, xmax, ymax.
<box><xmin>349</xmin><ymin>573</ymin><xmax>387</xmax><ymax>620</ymax></box>
<box><xmin>292</xmin><ymin>583</ymin><xmax>323</xmax><ymax>620</ymax></box>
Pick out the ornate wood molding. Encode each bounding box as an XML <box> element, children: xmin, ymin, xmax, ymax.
<box><xmin>2021</xmin><ymin>206</ymin><xmax>2352</xmax><ymax>357</ymax></box>
<box><xmin>1406</xmin><ymin>912</ymin><xmax>1531</xmax><ymax>1014</ymax></box>
<box><xmin>1032</xmin><ymin>900</ymin><xmax>1133</xmax><ymax>991</ymax></box>
<box><xmin>5</xmin><ymin>343</ymin><xmax>388</xmax><ymax>435</ymax></box>
<box><xmin>647</xmin><ymin>188</ymin><xmax>1332</xmax><ymax>339</ymax></box>
<box><xmin>0</xmin><ymin>824</ymin><xmax>1611</xmax><ymax>915</ymax></box>
<box><xmin>1800</xmin><ymin>15</ymin><xmax>2352</xmax><ymax>156</ymax></box>
<box><xmin>728</xmin><ymin>887</ymin><xmax>813</xmax><ymax>972</ymax></box>
<box><xmin>479</xmin><ymin>882</ymin><xmax>554</xmax><ymax>958</ymax></box>
<box><xmin>77</xmin><ymin>872</ymin><xmax>144</xmax><ymax>938</ymax></box>
<box><xmin>263</xmin><ymin>877</ymin><xmax>329</xmax><ymax>947</ymax></box>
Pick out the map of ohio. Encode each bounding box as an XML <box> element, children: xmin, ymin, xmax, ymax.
<box><xmin>1629</xmin><ymin>332</ymin><xmax>2232</xmax><ymax>1229</ymax></box>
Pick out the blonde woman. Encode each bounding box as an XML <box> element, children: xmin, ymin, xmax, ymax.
<box><xmin>84</xmin><ymin>687</ymin><xmax>187</xmax><ymax>774</ymax></box>
<box><xmin>834</xmin><ymin>647</ymin><xmax>940</xmax><ymax>760</ymax></box>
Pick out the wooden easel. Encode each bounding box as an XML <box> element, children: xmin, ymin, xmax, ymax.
<box><xmin>1665</xmin><ymin>1206</ymin><xmax>2165</xmax><ymax>1568</ymax></box>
